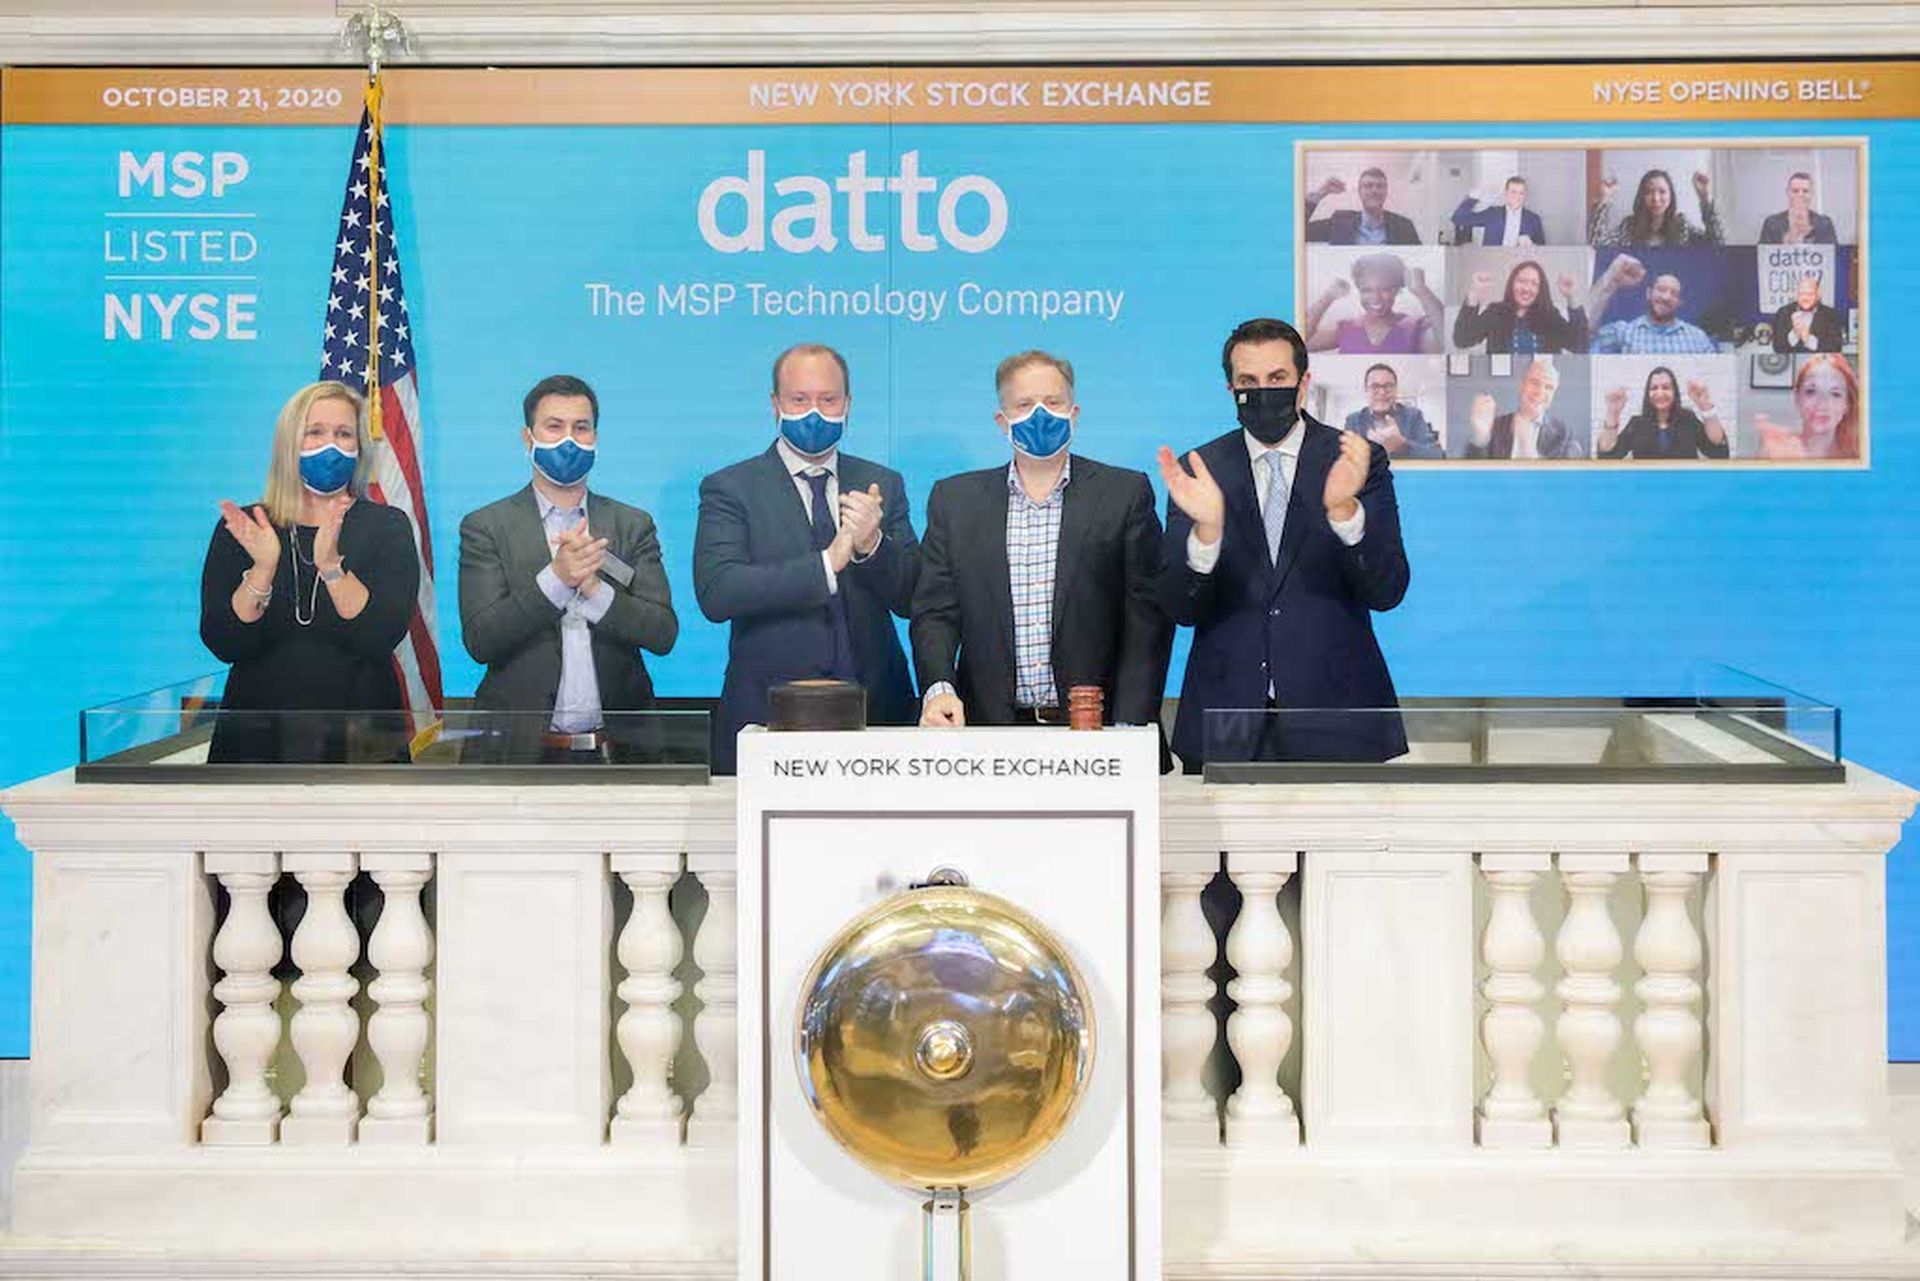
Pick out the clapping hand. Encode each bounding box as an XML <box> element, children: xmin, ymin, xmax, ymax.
<box><xmin>219</xmin><ymin>500</ymin><xmax>282</xmax><ymax>575</ymax></box>
<box><xmin>1693</xmin><ymin>170</ymin><xmax>1712</xmax><ymax>200</ymax></box>
<box><xmin>1467</xmin><ymin>270</ymin><xmax>1494</xmax><ymax>307</ymax></box>
<box><xmin>1323</xmin><ymin>431</ymin><xmax>1372</xmax><ymax>520</ymax></box>
<box><xmin>1755</xmin><ymin>412</ymin><xmax>1804</xmax><ymax>460</ymax></box>
<box><xmin>1685</xmin><ymin>377</ymin><xmax>1713</xmax><ymax>412</ymax></box>
<box><xmin>1600</xmin><ymin>174</ymin><xmax>1619</xmax><ymax>202</ymax></box>
<box><xmin>1367</xmin><ymin>415</ymin><xmax>1408</xmax><ymax>455</ymax></box>
<box><xmin>311</xmin><ymin>493</ymin><xmax>352</xmax><ymax>573</ymax></box>
<box><xmin>1604</xmin><ymin>386</ymin><xmax>1628</xmax><ymax>421</ymax></box>
<box><xmin>1557</xmin><ymin>272</ymin><xmax>1578</xmax><ymax>300</ymax></box>
<box><xmin>552</xmin><ymin>522</ymin><xmax>609</xmax><ymax>590</ymax></box>
<box><xmin>838</xmin><ymin>482</ymin><xmax>885</xmax><ymax>557</ymax></box>
<box><xmin>1469</xmin><ymin>393</ymin><xmax>1497</xmax><ymax>445</ymax></box>
<box><xmin>1156</xmin><ymin>446</ymin><xmax>1226</xmax><ymax>544</ymax></box>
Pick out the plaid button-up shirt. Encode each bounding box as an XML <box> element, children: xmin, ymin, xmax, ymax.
<box><xmin>1592</xmin><ymin>314</ymin><xmax>1718</xmax><ymax>355</ymax></box>
<box><xmin>1006</xmin><ymin>459</ymin><xmax>1070</xmax><ymax>709</ymax></box>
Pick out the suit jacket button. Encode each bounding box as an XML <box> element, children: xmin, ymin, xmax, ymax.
<box><xmin>1269</xmin><ymin>608</ymin><xmax>1281</xmax><ymax>617</ymax></box>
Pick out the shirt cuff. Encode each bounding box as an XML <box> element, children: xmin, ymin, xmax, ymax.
<box><xmin>820</xmin><ymin>549</ymin><xmax>839</xmax><ymax>596</ymax></box>
<box><xmin>1329</xmin><ymin>502</ymin><xmax>1366</xmax><ymax>546</ymax></box>
<box><xmin>1185</xmin><ymin>529</ymin><xmax>1223</xmax><ymax>574</ymax></box>
<box><xmin>536</xmin><ymin>564</ymin><xmax>576</xmax><ymax>611</ymax></box>
<box><xmin>850</xmin><ymin>526</ymin><xmax>883</xmax><ymax>564</ymax></box>
<box><xmin>924</xmin><ymin>681</ymin><xmax>957</xmax><ymax>703</ymax></box>
<box><xmin>576</xmin><ymin>577</ymin><xmax>615</xmax><ymax>624</ymax></box>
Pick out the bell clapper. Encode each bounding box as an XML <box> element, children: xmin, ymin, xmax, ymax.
<box><xmin>922</xmin><ymin>1187</ymin><xmax>970</xmax><ymax>1281</ymax></box>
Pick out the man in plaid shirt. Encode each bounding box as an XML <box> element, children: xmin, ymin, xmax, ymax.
<box><xmin>912</xmin><ymin>350</ymin><xmax>1169</xmax><ymax>746</ymax></box>
<box><xmin>1588</xmin><ymin>254</ymin><xmax>1719</xmax><ymax>355</ymax></box>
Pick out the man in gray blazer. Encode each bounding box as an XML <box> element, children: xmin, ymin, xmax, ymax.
<box><xmin>459</xmin><ymin>374</ymin><xmax>678</xmax><ymax>762</ymax></box>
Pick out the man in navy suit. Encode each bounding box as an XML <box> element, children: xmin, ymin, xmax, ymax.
<box><xmin>1155</xmin><ymin>318</ymin><xmax>1410</xmax><ymax>769</ymax></box>
<box><xmin>1450</xmin><ymin>176</ymin><xmax>1548</xmax><ymax>246</ymax></box>
<box><xmin>694</xmin><ymin>343</ymin><xmax>919</xmax><ymax>773</ymax></box>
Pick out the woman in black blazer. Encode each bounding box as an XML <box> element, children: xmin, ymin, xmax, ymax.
<box><xmin>1597</xmin><ymin>366</ymin><xmax>1731</xmax><ymax>460</ymax></box>
<box><xmin>1451</xmin><ymin>259</ymin><xmax>1589</xmax><ymax>354</ymax></box>
<box><xmin>199</xmin><ymin>381</ymin><xmax>420</xmax><ymax>763</ymax></box>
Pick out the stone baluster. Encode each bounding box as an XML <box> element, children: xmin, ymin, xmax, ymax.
<box><xmin>689</xmin><ymin>868</ymin><xmax>737</xmax><ymax>1142</ymax></box>
<box><xmin>1475</xmin><ymin>852</ymin><xmax>1552</xmax><ymax>1148</ymax></box>
<box><xmin>1223</xmin><ymin>854</ymin><xmax>1299</xmax><ymax>1148</ymax></box>
<box><xmin>1631</xmin><ymin>852</ymin><xmax>1711</xmax><ymax>1148</ymax></box>
<box><xmin>612</xmin><ymin>856</ymin><xmax>685</xmax><ymax>1145</ymax></box>
<box><xmin>1553</xmin><ymin>851</ymin><xmax>1629</xmax><ymax>1149</ymax></box>
<box><xmin>1161</xmin><ymin>868</ymin><xmax>1219</xmax><ymax>1146</ymax></box>
<box><xmin>361</xmin><ymin>854</ymin><xmax>434</xmax><ymax>1144</ymax></box>
<box><xmin>202</xmin><ymin>852</ymin><xmax>284</xmax><ymax>1145</ymax></box>
<box><xmin>281</xmin><ymin>853</ymin><xmax>362</xmax><ymax>1144</ymax></box>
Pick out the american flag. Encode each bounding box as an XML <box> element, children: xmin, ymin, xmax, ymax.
<box><xmin>321</xmin><ymin>82</ymin><xmax>443</xmax><ymax>747</ymax></box>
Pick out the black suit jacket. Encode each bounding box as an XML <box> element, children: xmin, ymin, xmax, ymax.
<box><xmin>1158</xmin><ymin>420</ymin><xmax>1409</xmax><ymax>767</ymax></box>
<box><xmin>695</xmin><ymin>445</ymin><xmax>919</xmax><ymax>772</ymax></box>
<box><xmin>911</xmin><ymin>455</ymin><xmax>1169</xmax><ymax>729</ymax></box>
<box><xmin>1465</xmin><ymin>413</ymin><xmax>1585</xmax><ymax>460</ymax></box>
<box><xmin>1304</xmin><ymin>206</ymin><xmax>1422</xmax><ymax>246</ymax></box>
<box><xmin>1771</xmin><ymin>302</ymin><xmax>1846</xmax><ymax>354</ymax></box>
<box><xmin>1758</xmin><ymin>210</ymin><xmax>1838</xmax><ymax>244</ymax></box>
<box><xmin>458</xmin><ymin>486</ymin><xmax>678</xmax><ymax>751</ymax></box>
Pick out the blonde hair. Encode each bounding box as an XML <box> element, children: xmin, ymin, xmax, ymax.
<box><xmin>994</xmin><ymin>349</ymin><xmax>1075</xmax><ymax>398</ymax></box>
<box><xmin>261</xmin><ymin>381</ymin><xmax>372</xmax><ymax>526</ymax></box>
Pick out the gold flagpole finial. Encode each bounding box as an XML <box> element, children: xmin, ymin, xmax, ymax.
<box><xmin>341</xmin><ymin>3</ymin><xmax>412</xmax><ymax>81</ymax></box>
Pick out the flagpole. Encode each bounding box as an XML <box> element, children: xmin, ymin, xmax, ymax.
<box><xmin>365</xmin><ymin>74</ymin><xmax>384</xmax><ymax>441</ymax></box>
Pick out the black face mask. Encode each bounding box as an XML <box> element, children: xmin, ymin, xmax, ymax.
<box><xmin>1235</xmin><ymin>386</ymin><xmax>1299</xmax><ymax>445</ymax></box>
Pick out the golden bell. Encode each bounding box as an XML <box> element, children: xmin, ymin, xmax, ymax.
<box><xmin>794</xmin><ymin>877</ymin><xmax>1096</xmax><ymax>1191</ymax></box>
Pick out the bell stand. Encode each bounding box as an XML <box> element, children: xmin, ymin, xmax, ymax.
<box><xmin>922</xmin><ymin>1188</ymin><xmax>971</xmax><ymax>1281</ymax></box>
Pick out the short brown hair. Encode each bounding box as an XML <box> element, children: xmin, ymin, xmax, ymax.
<box><xmin>772</xmin><ymin>343</ymin><xmax>850</xmax><ymax>396</ymax></box>
<box><xmin>994</xmin><ymin>349</ymin><xmax>1075</xmax><ymax>396</ymax></box>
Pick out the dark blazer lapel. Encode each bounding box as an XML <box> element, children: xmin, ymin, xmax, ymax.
<box><xmin>1271</xmin><ymin>428</ymin><xmax>1332</xmax><ymax>597</ymax></box>
<box><xmin>511</xmin><ymin>484</ymin><xmax>553</xmax><ymax>573</ymax></box>
<box><xmin>755</xmin><ymin>442</ymin><xmax>816</xmax><ymax>554</ymax></box>
<box><xmin>985</xmin><ymin>469</ymin><xmax>1016</xmax><ymax>659</ymax></box>
<box><xmin>1049</xmin><ymin>458</ymin><xmax>1092</xmax><ymax>648</ymax></box>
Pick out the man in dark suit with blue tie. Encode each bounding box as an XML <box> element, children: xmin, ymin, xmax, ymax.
<box><xmin>1155</xmin><ymin>318</ymin><xmax>1410</xmax><ymax>769</ymax></box>
<box><xmin>694</xmin><ymin>343</ymin><xmax>920</xmax><ymax>773</ymax></box>
<box><xmin>1450</xmin><ymin>176</ymin><xmax>1548</xmax><ymax>246</ymax></box>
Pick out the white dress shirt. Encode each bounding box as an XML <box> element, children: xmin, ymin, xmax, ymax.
<box><xmin>1503</xmin><ymin>205</ymin><xmax>1524</xmax><ymax>245</ymax></box>
<box><xmin>774</xmin><ymin>435</ymin><xmax>881</xmax><ymax>595</ymax></box>
<box><xmin>532</xmin><ymin>490</ymin><xmax>614</xmax><ymax>734</ymax></box>
<box><xmin>1184</xmin><ymin>421</ymin><xmax>1366</xmax><ymax>574</ymax></box>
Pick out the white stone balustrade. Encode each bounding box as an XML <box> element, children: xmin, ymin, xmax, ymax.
<box><xmin>3</xmin><ymin>766</ymin><xmax>1913</xmax><ymax>1274</ymax></box>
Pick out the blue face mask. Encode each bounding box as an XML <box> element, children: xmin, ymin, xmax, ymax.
<box><xmin>299</xmin><ymin>444</ymin><xmax>358</xmax><ymax>496</ymax></box>
<box><xmin>1006</xmin><ymin>403</ymin><xmax>1074</xmax><ymax>461</ymax></box>
<box><xmin>531</xmin><ymin>436</ymin><xmax>596</xmax><ymax>487</ymax></box>
<box><xmin>779</xmin><ymin>409</ymin><xmax>845</xmax><ymax>457</ymax></box>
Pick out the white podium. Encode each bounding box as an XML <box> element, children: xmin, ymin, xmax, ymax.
<box><xmin>734</xmin><ymin>726</ymin><xmax>1164</xmax><ymax>1281</ymax></box>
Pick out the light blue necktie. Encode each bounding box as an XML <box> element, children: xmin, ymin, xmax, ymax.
<box><xmin>1261</xmin><ymin>448</ymin><xmax>1290</xmax><ymax>563</ymax></box>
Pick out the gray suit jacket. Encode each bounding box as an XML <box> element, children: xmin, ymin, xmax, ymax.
<box><xmin>458</xmin><ymin>485</ymin><xmax>678</xmax><ymax>726</ymax></box>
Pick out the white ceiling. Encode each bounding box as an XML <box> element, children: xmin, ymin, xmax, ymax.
<box><xmin>0</xmin><ymin>0</ymin><xmax>1907</xmax><ymax>62</ymax></box>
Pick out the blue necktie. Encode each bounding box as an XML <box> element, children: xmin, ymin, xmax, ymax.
<box><xmin>1261</xmin><ymin>449</ymin><xmax>1290</xmax><ymax>564</ymax></box>
<box><xmin>805</xmin><ymin>470</ymin><xmax>857</xmax><ymax>681</ymax></box>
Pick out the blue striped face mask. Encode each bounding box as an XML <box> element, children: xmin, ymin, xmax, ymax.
<box><xmin>1006</xmin><ymin>403</ymin><xmax>1074</xmax><ymax>461</ymax></box>
<box><xmin>530</xmin><ymin>436</ymin><xmax>596</xmax><ymax>486</ymax></box>
<box><xmin>299</xmin><ymin>443</ymin><xmax>358</xmax><ymax>495</ymax></box>
<box><xmin>778</xmin><ymin>409</ymin><xmax>846</xmax><ymax>456</ymax></box>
